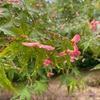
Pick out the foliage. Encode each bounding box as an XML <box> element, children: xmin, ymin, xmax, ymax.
<box><xmin>55</xmin><ymin>0</ymin><xmax>100</xmax><ymax>69</ymax></box>
<box><xmin>11</xmin><ymin>80</ymin><xmax>48</xmax><ymax>100</ymax></box>
<box><xmin>0</xmin><ymin>0</ymin><xmax>100</xmax><ymax>99</ymax></box>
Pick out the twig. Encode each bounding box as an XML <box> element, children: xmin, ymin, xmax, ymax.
<box><xmin>0</xmin><ymin>37</ymin><xmax>16</xmax><ymax>52</ymax></box>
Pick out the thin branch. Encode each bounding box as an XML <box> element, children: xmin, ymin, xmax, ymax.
<box><xmin>0</xmin><ymin>37</ymin><xmax>16</xmax><ymax>52</ymax></box>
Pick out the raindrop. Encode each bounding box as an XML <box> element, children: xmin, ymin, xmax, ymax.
<box><xmin>12</xmin><ymin>15</ymin><xmax>15</xmax><ymax>17</ymax></box>
<box><xmin>30</xmin><ymin>19</ymin><xmax>32</xmax><ymax>22</ymax></box>
<box><xmin>39</xmin><ymin>14</ymin><xmax>41</xmax><ymax>16</ymax></box>
<box><xmin>48</xmin><ymin>19</ymin><xmax>51</xmax><ymax>22</ymax></box>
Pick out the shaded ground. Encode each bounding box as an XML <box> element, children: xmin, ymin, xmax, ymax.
<box><xmin>0</xmin><ymin>70</ymin><xmax>100</xmax><ymax>100</ymax></box>
<box><xmin>40</xmin><ymin>79</ymin><xmax>100</xmax><ymax>100</ymax></box>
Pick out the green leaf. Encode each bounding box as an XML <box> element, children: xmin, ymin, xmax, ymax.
<box><xmin>20</xmin><ymin>20</ymin><xmax>30</xmax><ymax>35</ymax></box>
<box><xmin>0</xmin><ymin>70</ymin><xmax>17</xmax><ymax>93</ymax></box>
<box><xmin>32</xmin><ymin>80</ymin><xmax>49</xmax><ymax>96</ymax></box>
<box><xmin>59</xmin><ymin>74</ymin><xmax>81</xmax><ymax>93</ymax></box>
<box><xmin>91</xmin><ymin>64</ymin><xmax>100</xmax><ymax>70</ymax></box>
<box><xmin>31</xmin><ymin>53</ymin><xmax>45</xmax><ymax>76</ymax></box>
<box><xmin>0</xmin><ymin>41</ymin><xmax>20</xmax><ymax>57</ymax></box>
<box><xmin>19</xmin><ymin>88</ymin><xmax>31</xmax><ymax>100</ymax></box>
<box><xmin>0</xmin><ymin>26</ymin><xmax>17</xmax><ymax>37</ymax></box>
<box><xmin>71</xmin><ymin>68</ymin><xmax>81</xmax><ymax>77</ymax></box>
<box><xmin>7</xmin><ymin>69</ymin><xmax>14</xmax><ymax>81</ymax></box>
<box><xmin>59</xmin><ymin>74</ymin><xmax>71</xmax><ymax>88</ymax></box>
<box><xmin>81</xmin><ymin>41</ymin><xmax>90</xmax><ymax>51</ymax></box>
<box><xmin>11</xmin><ymin>84</ymin><xmax>32</xmax><ymax>100</ymax></box>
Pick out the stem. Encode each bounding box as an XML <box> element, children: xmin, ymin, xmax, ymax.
<box><xmin>0</xmin><ymin>37</ymin><xmax>16</xmax><ymax>52</ymax></box>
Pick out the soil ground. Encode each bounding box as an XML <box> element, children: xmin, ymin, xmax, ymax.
<box><xmin>0</xmin><ymin>70</ymin><xmax>100</xmax><ymax>100</ymax></box>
